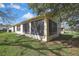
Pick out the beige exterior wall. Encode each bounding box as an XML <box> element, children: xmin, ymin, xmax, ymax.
<box><xmin>9</xmin><ymin>18</ymin><xmax>60</xmax><ymax>42</ymax></box>
<box><xmin>24</xmin><ymin>19</ymin><xmax>49</xmax><ymax>42</ymax></box>
<box><xmin>24</xmin><ymin>22</ymin><xmax>45</xmax><ymax>41</ymax></box>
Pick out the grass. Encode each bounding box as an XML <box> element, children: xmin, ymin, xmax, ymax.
<box><xmin>0</xmin><ymin>32</ymin><xmax>79</xmax><ymax>56</ymax></box>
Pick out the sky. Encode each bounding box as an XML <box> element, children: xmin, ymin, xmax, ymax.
<box><xmin>0</xmin><ymin>3</ymin><xmax>36</xmax><ymax>25</ymax></box>
<box><xmin>0</xmin><ymin>3</ymin><xmax>70</xmax><ymax>29</ymax></box>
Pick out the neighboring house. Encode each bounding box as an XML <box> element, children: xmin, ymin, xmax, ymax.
<box><xmin>8</xmin><ymin>13</ymin><xmax>61</xmax><ymax>42</ymax></box>
<box><xmin>0</xmin><ymin>24</ymin><xmax>8</xmax><ymax>31</ymax></box>
<box><xmin>74</xmin><ymin>20</ymin><xmax>79</xmax><ymax>31</ymax></box>
<box><xmin>7</xmin><ymin>27</ymin><xmax>14</xmax><ymax>32</ymax></box>
<box><xmin>76</xmin><ymin>24</ymin><xmax>79</xmax><ymax>29</ymax></box>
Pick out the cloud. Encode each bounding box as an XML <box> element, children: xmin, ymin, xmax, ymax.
<box><xmin>0</xmin><ymin>3</ymin><xmax>5</xmax><ymax>8</ymax></box>
<box><xmin>22</xmin><ymin>12</ymin><xmax>35</xmax><ymax>19</ymax></box>
<box><xmin>10</xmin><ymin>3</ymin><xmax>21</xmax><ymax>10</ymax></box>
<box><xmin>9</xmin><ymin>4</ymin><xmax>27</xmax><ymax>11</ymax></box>
<box><xmin>16</xmin><ymin>13</ymin><xmax>35</xmax><ymax>24</ymax></box>
<box><xmin>21</xmin><ymin>8</ymin><xmax>27</xmax><ymax>11</ymax></box>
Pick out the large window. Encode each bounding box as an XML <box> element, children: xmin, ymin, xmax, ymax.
<box><xmin>23</xmin><ymin>23</ymin><xmax>29</xmax><ymax>33</ymax></box>
<box><xmin>17</xmin><ymin>25</ymin><xmax>20</xmax><ymax>31</ymax></box>
<box><xmin>31</xmin><ymin>20</ymin><xmax>44</xmax><ymax>36</ymax></box>
<box><xmin>49</xmin><ymin>20</ymin><xmax>57</xmax><ymax>35</ymax></box>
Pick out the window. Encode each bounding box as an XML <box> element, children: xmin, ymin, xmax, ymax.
<box><xmin>17</xmin><ymin>25</ymin><xmax>20</xmax><ymax>31</ymax></box>
<box><xmin>31</xmin><ymin>20</ymin><xmax>44</xmax><ymax>36</ymax></box>
<box><xmin>49</xmin><ymin>20</ymin><xmax>57</xmax><ymax>35</ymax></box>
<box><xmin>23</xmin><ymin>23</ymin><xmax>29</xmax><ymax>33</ymax></box>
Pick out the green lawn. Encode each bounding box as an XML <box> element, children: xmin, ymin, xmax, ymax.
<box><xmin>0</xmin><ymin>32</ymin><xmax>79</xmax><ymax>56</ymax></box>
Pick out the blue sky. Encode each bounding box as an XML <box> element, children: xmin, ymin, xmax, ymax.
<box><xmin>0</xmin><ymin>3</ymin><xmax>70</xmax><ymax>29</ymax></box>
<box><xmin>0</xmin><ymin>3</ymin><xmax>36</xmax><ymax>24</ymax></box>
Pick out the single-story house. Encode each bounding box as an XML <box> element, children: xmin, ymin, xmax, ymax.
<box><xmin>0</xmin><ymin>24</ymin><xmax>8</xmax><ymax>32</ymax></box>
<box><xmin>8</xmin><ymin>13</ymin><xmax>61</xmax><ymax>42</ymax></box>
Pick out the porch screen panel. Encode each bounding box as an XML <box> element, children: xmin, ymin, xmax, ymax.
<box><xmin>17</xmin><ymin>25</ymin><xmax>20</xmax><ymax>31</ymax></box>
<box><xmin>49</xmin><ymin>20</ymin><xmax>57</xmax><ymax>35</ymax></box>
<box><xmin>13</xmin><ymin>26</ymin><xmax>15</xmax><ymax>32</ymax></box>
<box><xmin>31</xmin><ymin>20</ymin><xmax>44</xmax><ymax>36</ymax></box>
<box><xmin>23</xmin><ymin>23</ymin><xmax>29</xmax><ymax>33</ymax></box>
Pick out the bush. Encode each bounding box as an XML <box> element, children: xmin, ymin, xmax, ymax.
<box><xmin>0</xmin><ymin>30</ymin><xmax>7</xmax><ymax>33</ymax></box>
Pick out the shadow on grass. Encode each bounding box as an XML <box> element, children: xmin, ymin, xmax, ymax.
<box><xmin>50</xmin><ymin>34</ymin><xmax>79</xmax><ymax>48</ymax></box>
<box><xmin>0</xmin><ymin>36</ymin><xmax>68</xmax><ymax>56</ymax></box>
<box><xmin>0</xmin><ymin>34</ymin><xmax>79</xmax><ymax>56</ymax></box>
<box><xmin>0</xmin><ymin>42</ymin><xmax>67</xmax><ymax>56</ymax></box>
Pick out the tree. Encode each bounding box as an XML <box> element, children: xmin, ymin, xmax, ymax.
<box><xmin>67</xmin><ymin>14</ymin><xmax>79</xmax><ymax>31</ymax></box>
<box><xmin>28</xmin><ymin>3</ymin><xmax>79</xmax><ymax>19</ymax></box>
<box><xmin>28</xmin><ymin>3</ymin><xmax>79</xmax><ymax>30</ymax></box>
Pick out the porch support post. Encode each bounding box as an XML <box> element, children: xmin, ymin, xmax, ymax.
<box><xmin>29</xmin><ymin>22</ymin><xmax>31</xmax><ymax>37</ymax></box>
<box><xmin>11</xmin><ymin>27</ymin><xmax>14</xmax><ymax>32</ymax></box>
<box><xmin>20</xmin><ymin>24</ymin><xmax>24</xmax><ymax>34</ymax></box>
<box><xmin>15</xmin><ymin>26</ymin><xmax>17</xmax><ymax>32</ymax></box>
<box><xmin>43</xmin><ymin>17</ymin><xmax>49</xmax><ymax>42</ymax></box>
<box><xmin>57</xmin><ymin>20</ymin><xmax>61</xmax><ymax>35</ymax></box>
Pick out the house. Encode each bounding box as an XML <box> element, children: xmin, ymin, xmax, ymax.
<box><xmin>8</xmin><ymin>13</ymin><xmax>61</xmax><ymax>42</ymax></box>
<box><xmin>0</xmin><ymin>24</ymin><xmax>8</xmax><ymax>31</ymax></box>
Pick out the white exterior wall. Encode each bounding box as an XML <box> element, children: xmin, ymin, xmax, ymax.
<box><xmin>14</xmin><ymin>24</ymin><xmax>24</xmax><ymax>35</ymax></box>
<box><xmin>7</xmin><ymin>27</ymin><xmax>14</xmax><ymax>32</ymax></box>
